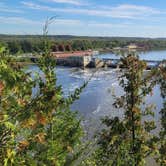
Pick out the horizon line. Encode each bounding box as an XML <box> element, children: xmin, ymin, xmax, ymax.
<box><xmin>1</xmin><ymin>33</ymin><xmax>166</xmax><ymax>39</ymax></box>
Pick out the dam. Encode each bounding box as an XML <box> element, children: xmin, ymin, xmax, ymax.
<box><xmin>19</xmin><ymin>51</ymin><xmax>165</xmax><ymax>69</ymax></box>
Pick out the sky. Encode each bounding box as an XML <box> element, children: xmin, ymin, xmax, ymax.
<box><xmin>0</xmin><ymin>0</ymin><xmax>166</xmax><ymax>37</ymax></box>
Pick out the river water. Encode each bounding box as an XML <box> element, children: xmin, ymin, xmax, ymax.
<box><xmin>94</xmin><ymin>49</ymin><xmax>166</xmax><ymax>61</ymax></box>
<box><xmin>28</xmin><ymin>50</ymin><xmax>165</xmax><ymax>132</ymax></box>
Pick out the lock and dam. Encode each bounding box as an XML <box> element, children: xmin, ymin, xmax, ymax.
<box><xmin>18</xmin><ymin>51</ymin><xmax>166</xmax><ymax>70</ymax></box>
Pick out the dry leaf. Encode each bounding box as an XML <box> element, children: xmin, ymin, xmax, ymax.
<box><xmin>0</xmin><ymin>81</ymin><xmax>5</xmax><ymax>95</ymax></box>
<box><xmin>18</xmin><ymin>140</ymin><xmax>29</xmax><ymax>151</ymax></box>
<box><xmin>36</xmin><ymin>112</ymin><xmax>47</xmax><ymax>125</ymax></box>
<box><xmin>35</xmin><ymin>132</ymin><xmax>46</xmax><ymax>144</ymax></box>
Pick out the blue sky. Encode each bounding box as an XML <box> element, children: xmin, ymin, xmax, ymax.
<box><xmin>1</xmin><ymin>0</ymin><xmax>166</xmax><ymax>37</ymax></box>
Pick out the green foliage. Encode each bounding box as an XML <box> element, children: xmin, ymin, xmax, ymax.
<box><xmin>155</xmin><ymin>62</ymin><xmax>166</xmax><ymax>165</ymax></box>
<box><xmin>1</xmin><ymin>28</ymin><xmax>165</xmax><ymax>166</ymax></box>
<box><xmin>2</xmin><ymin>35</ymin><xmax>166</xmax><ymax>55</ymax></box>
<box><xmin>0</xmin><ymin>43</ymin><xmax>8</xmax><ymax>55</ymax></box>
<box><xmin>83</xmin><ymin>53</ymin><xmax>159</xmax><ymax>166</ymax></box>
<box><xmin>0</xmin><ymin>18</ymin><xmax>85</xmax><ymax>165</ymax></box>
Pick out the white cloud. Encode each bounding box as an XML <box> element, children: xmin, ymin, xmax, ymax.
<box><xmin>0</xmin><ymin>16</ymin><xmax>41</xmax><ymax>25</ymax></box>
<box><xmin>1</xmin><ymin>16</ymin><xmax>166</xmax><ymax>37</ymax></box>
<box><xmin>106</xmin><ymin>4</ymin><xmax>161</xmax><ymax>18</ymax></box>
<box><xmin>0</xmin><ymin>2</ymin><xmax>23</xmax><ymax>13</ymax></box>
<box><xmin>88</xmin><ymin>22</ymin><xmax>130</xmax><ymax>28</ymax></box>
<box><xmin>0</xmin><ymin>8</ymin><xmax>23</xmax><ymax>13</ymax></box>
<box><xmin>0</xmin><ymin>15</ymin><xmax>138</xmax><ymax>30</ymax></box>
<box><xmin>0</xmin><ymin>16</ymin><xmax>82</xmax><ymax>26</ymax></box>
<box><xmin>55</xmin><ymin>18</ymin><xmax>82</xmax><ymax>25</ymax></box>
<box><xmin>21</xmin><ymin>2</ymin><xmax>163</xmax><ymax>19</ymax></box>
<box><xmin>0</xmin><ymin>15</ymin><xmax>129</xmax><ymax>29</ymax></box>
<box><xmin>46</xmin><ymin>0</ymin><xmax>86</xmax><ymax>6</ymax></box>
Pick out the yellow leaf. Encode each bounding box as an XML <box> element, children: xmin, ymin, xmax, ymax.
<box><xmin>21</xmin><ymin>118</ymin><xmax>36</xmax><ymax>129</ymax></box>
<box><xmin>18</xmin><ymin>140</ymin><xmax>29</xmax><ymax>151</ymax></box>
<box><xmin>17</xmin><ymin>99</ymin><xmax>27</xmax><ymax>106</ymax></box>
<box><xmin>132</xmin><ymin>107</ymin><xmax>140</xmax><ymax>114</ymax></box>
<box><xmin>67</xmin><ymin>146</ymin><xmax>73</xmax><ymax>153</ymax></box>
<box><xmin>35</xmin><ymin>132</ymin><xmax>46</xmax><ymax>144</ymax></box>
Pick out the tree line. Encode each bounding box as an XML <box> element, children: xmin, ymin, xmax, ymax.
<box><xmin>1</xmin><ymin>35</ymin><xmax>166</xmax><ymax>54</ymax></box>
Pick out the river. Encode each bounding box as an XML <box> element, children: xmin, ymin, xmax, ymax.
<box><xmin>28</xmin><ymin>50</ymin><xmax>165</xmax><ymax>133</ymax></box>
<box><xmin>94</xmin><ymin>49</ymin><xmax>166</xmax><ymax>61</ymax></box>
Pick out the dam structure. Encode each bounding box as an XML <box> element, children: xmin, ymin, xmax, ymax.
<box><xmin>19</xmin><ymin>51</ymin><xmax>165</xmax><ymax>69</ymax></box>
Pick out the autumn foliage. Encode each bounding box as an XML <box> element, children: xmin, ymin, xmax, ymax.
<box><xmin>0</xmin><ymin>19</ymin><xmax>84</xmax><ymax>165</ymax></box>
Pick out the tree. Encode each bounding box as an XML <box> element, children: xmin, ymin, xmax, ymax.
<box><xmin>0</xmin><ymin>43</ymin><xmax>8</xmax><ymax>55</ymax></box>
<box><xmin>7</xmin><ymin>40</ymin><xmax>22</xmax><ymax>54</ymax></box>
<box><xmin>84</xmin><ymin>53</ymin><xmax>158</xmax><ymax>166</ymax></box>
<box><xmin>58</xmin><ymin>44</ymin><xmax>65</xmax><ymax>52</ymax></box>
<box><xmin>20</xmin><ymin>40</ymin><xmax>32</xmax><ymax>53</ymax></box>
<box><xmin>0</xmin><ymin>18</ymin><xmax>86</xmax><ymax>165</ymax></box>
<box><xmin>156</xmin><ymin>61</ymin><xmax>166</xmax><ymax>165</ymax></box>
<box><xmin>65</xmin><ymin>44</ymin><xmax>72</xmax><ymax>52</ymax></box>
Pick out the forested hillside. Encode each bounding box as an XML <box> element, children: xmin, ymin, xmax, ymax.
<box><xmin>1</xmin><ymin>35</ymin><xmax>166</xmax><ymax>54</ymax></box>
